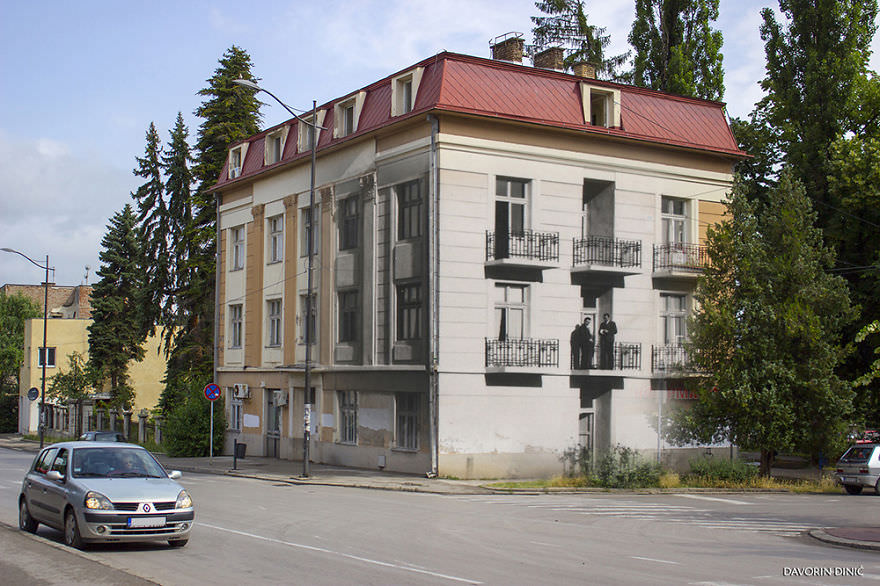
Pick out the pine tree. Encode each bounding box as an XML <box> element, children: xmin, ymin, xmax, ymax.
<box><xmin>667</xmin><ymin>172</ymin><xmax>854</xmax><ymax>475</ymax></box>
<box><xmin>131</xmin><ymin>122</ymin><xmax>169</xmax><ymax>336</ymax></box>
<box><xmin>628</xmin><ymin>0</ymin><xmax>725</xmax><ymax>100</ymax></box>
<box><xmin>88</xmin><ymin>204</ymin><xmax>146</xmax><ymax>409</ymax></box>
<box><xmin>531</xmin><ymin>0</ymin><xmax>628</xmax><ymax>78</ymax></box>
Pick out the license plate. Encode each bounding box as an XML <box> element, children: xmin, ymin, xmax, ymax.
<box><xmin>128</xmin><ymin>516</ymin><xmax>166</xmax><ymax>528</ymax></box>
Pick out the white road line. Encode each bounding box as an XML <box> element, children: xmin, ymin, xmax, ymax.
<box><xmin>630</xmin><ymin>556</ymin><xmax>680</xmax><ymax>565</ymax></box>
<box><xmin>676</xmin><ymin>494</ymin><xmax>752</xmax><ymax>505</ymax></box>
<box><xmin>199</xmin><ymin>522</ymin><xmax>483</xmax><ymax>584</ymax></box>
<box><xmin>529</xmin><ymin>541</ymin><xmax>561</xmax><ymax>548</ymax></box>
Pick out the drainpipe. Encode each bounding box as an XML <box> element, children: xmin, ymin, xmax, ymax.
<box><xmin>427</xmin><ymin>114</ymin><xmax>440</xmax><ymax>477</ymax></box>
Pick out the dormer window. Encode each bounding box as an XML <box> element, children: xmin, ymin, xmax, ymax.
<box><xmin>580</xmin><ymin>83</ymin><xmax>620</xmax><ymax>128</ymax></box>
<box><xmin>298</xmin><ymin>110</ymin><xmax>326</xmax><ymax>152</ymax></box>
<box><xmin>391</xmin><ymin>67</ymin><xmax>424</xmax><ymax>117</ymax></box>
<box><xmin>264</xmin><ymin>127</ymin><xmax>288</xmax><ymax>165</ymax></box>
<box><xmin>333</xmin><ymin>92</ymin><xmax>366</xmax><ymax>139</ymax></box>
<box><xmin>343</xmin><ymin>104</ymin><xmax>355</xmax><ymax>135</ymax></box>
<box><xmin>229</xmin><ymin>146</ymin><xmax>244</xmax><ymax>179</ymax></box>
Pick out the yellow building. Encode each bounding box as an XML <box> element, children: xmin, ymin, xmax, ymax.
<box><xmin>18</xmin><ymin>317</ymin><xmax>166</xmax><ymax>435</ymax></box>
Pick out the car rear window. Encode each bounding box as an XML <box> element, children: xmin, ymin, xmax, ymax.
<box><xmin>843</xmin><ymin>446</ymin><xmax>876</xmax><ymax>461</ymax></box>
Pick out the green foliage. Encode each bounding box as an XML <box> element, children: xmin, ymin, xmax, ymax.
<box><xmin>628</xmin><ymin>0</ymin><xmax>725</xmax><ymax>100</ymax></box>
<box><xmin>47</xmin><ymin>352</ymin><xmax>92</xmax><ymax>403</ymax></box>
<box><xmin>0</xmin><ymin>292</ymin><xmax>41</xmax><ymax>389</ymax></box>
<box><xmin>667</xmin><ymin>172</ymin><xmax>854</xmax><ymax>474</ymax></box>
<box><xmin>854</xmin><ymin>321</ymin><xmax>880</xmax><ymax>388</ymax></box>
<box><xmin>163</xmin><ymin>388</ymin><xmax>226</xmax><ymax>457</ymax></box>
<box><xmin>531</xmin><ymin>0</ymin><xmax>629</xmax><ymax>78</ymax></box>
<box><xmin>88</xmin><ymin>204</ymin><xmax>147</xmax><ymax>410</ymax></box>
<box><xmin>0</xmin><ymin>389</ymin><xmax>17</xmax><ymax>432</ymax></box>
<box><xmin>562</xmin><ymin>444</ymin><xmax>661</xmax><ymax>488</ymax></box>
<box><xmin>686</xmin><ymin>456</ymin><xmax>758</xmax><ymax>483</ymax></box>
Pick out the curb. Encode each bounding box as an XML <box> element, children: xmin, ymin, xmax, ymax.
<box><xmin>809</xmin><ymin>529</ymin><xmax>880</xmax><ymax>552</ymax></box>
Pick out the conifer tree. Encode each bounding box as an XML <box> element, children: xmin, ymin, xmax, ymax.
<box><xmin>88</xmin><ymin>204</ymin><xmax>146</xmax><ymax>409</ymax></box>
<box><xmin>531</xmin><ymin>0</ymin><xmax>628</xmax><ymax>78</ymax></box>
<box><xmin>628</xmin><ymin>0</ymin><xmax>725</xmax><ymax>100</ymax></box>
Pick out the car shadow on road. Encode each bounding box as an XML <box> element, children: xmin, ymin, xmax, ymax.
<box><xmin>36</xmin><ymin>526</ymin><xmax>184</xmax><ymax>552</ymax></box>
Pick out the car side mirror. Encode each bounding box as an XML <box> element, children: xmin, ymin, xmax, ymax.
<box><xmin>46</xmin><ymin>470</ymin><xmax>64</xmax><ymax>482</ymax></box>
<box><xmin>168</xmin><ymin>470</ymin><xmax>182</xmax><ymax>480</ymax></box>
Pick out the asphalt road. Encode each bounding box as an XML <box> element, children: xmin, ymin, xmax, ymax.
<box><xmin>1</xmin><ymin>446</ymin><xmax>879</xmax><ymax>585</ymax></box>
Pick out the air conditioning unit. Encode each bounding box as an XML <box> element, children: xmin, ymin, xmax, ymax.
<box><xmin>233</xmin><ymin>384</ymin><xmax>250</xmax><ymax>400</ymax></box>
<box><xmin>275</xmin><ymin>390</ymin><xmax>288</xmax><ymax>407</ymax></box>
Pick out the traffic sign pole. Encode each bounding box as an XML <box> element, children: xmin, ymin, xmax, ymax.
<box><xmin>204</xmin><ymin>383</ymin><xmax>222</xmax><ymax>461</ymax></box>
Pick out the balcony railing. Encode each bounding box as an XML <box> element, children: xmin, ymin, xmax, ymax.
<box><xmin>485</xmin><ymin>338</ymin><xmax>559</xmax><ymax>368</ymax></box>
<box><xmin>572</xmin><ymin>236</ymin><xmax>642</xmax><ymax>268</ymax></box>
<box><xmin>570</xmin><ymin>342</ymin><xmax>642</xmax><ymax>370</ymax></box>
<box><xmin>486</xmin><ymin>230</ymin><xmax>559</xmax><ymax>262</ymax></box>
<box><xmin>652</xmin><ymin>243</ymin><xmax>708</xmax><ymax>273</ymax></box>
<box><xmin>652</xmin><ymin>345</ymin><xmax>700</xmax><ymax>373</ymax></box>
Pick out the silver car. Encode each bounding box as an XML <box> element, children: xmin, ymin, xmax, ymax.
<box><xmin>835</xmin><ymin>443</ymin><xmax>880</xmax><ymax>495</ymax></box>
<box><xmin>19</xmin><ymin>441</ymin><xmax>193</xmax><ymax>548</ymax></box>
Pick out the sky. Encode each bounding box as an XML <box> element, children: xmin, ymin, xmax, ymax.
<box><xmin>1</xmin><ymin>0</ymin><xmax>878</xmax><ymax>288</ymax></box>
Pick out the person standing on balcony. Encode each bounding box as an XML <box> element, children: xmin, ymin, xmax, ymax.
<box><xmin>599</xmin><ymin>313</ymin><xmax>617</xmax><ymax>369</ymax></box>
<box><xmin>571</xmin><ymin>317</ymin><xmax>594</xmax><ymax>369</ymax></box>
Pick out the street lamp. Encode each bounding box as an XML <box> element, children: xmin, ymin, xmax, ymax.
<box><xmin>232</xmin><ymin>78</ymin><xmax>325</xmax><ymax>478</ymax></box>
<box><xmin>2</xmin><ymin>247</ymin><xmax>51</xmax><ymax>449</ymax></box>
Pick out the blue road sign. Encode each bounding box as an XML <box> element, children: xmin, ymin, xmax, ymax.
<box><xmin>204</xmin><ymin>383</ymin><xmax>221</xmax><ymax>401</ymax></box>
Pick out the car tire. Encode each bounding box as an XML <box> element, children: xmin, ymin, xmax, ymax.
<box><xmin>844</xmin><ymin>484</ymin><xmax>863</xmax><ymax>495</ymax></box>
<box><xmin>64</xmin><ymin>509</ymin><xmax>85</xmax><ymax>550</ymax></box>
<box><xmin>168</xmin><ymin>539</ymin><xmax>188</xmax><ymax>548</ymax></box>
<box><xmin>19</xmin><ymin>499</ymin><xmax>38</xmax><ymax>533</ymax></box>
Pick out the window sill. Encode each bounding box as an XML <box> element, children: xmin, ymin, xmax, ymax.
<box><xmin>392</xmin><ymin>446</ymin><xmax>419</xmax><ymax>453</ymax></box>
<box><xmin>229</xmin><ymin>267</ymin><xmax>244</xmax><ymax>272</ymax></box>
<box><xmin>336</xmin><ymin>441</ymin><xmax>358</xmax><ymax>446</ymax></box>
<box><xmin>267</xmin><ymin>259</ymin><xmax>283</xmax><ymax>266</ymax></box>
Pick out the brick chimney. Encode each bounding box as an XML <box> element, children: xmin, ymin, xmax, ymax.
<box><xmin>490</xmin><ymin>33</ymin><xmax>524</xmax><ymax>64</ymax></box>
<box><xmin>572</xmin><ymin>62</ymin><xmax>597</xmax><ymax>79</ymax></box>
<box><xmin>533</xmin><ymin>47</ymin><xmax>564</xmax><ymax>71</ymax></box>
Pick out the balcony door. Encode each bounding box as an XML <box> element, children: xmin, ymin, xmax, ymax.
<box><xmin>494</xmin><ymin>284</ymin><xmax>527</xmax><ymax>340</ymax></box>
<box><xmin>495</xmin><ymin>177</ymin><xmax>528</xmax><ymax>259</ymax></box>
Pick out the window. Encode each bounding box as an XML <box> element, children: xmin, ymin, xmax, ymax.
<box><xmin>494</xmin><ymin>284</ymin><xmax>527</xmax><ymax>340</ymax></box>
<box><xmin>229</xmin><ymin>146</ymin><xmax>243</xmax><ymax>179</ymax></box>
<box><xmin>342</xmin><ymin>104</ymin><xmax>355</xmax><ymax>136</ymax></box>
<box><xmin>338</xmin><ymin>290</ymin><xmax>358</xmax><ymax>343</ymax></box>
<box><xmin>298</xmin><ymin>112</ymin><xmax>324</xmax><ymax>152</ymax></box>
<box><xmin>231</xmin><ymin>226</ymin><xmax>244</xmax><ymax>270</ymax></box>
<box><xmin>267</xmin><ymin>299</ymin><xmax>282</xmax><ymax>347</ymax></box>
<box><xmin>50</xmin><ymin>449</ymin><xmax>68</xmax><ymax>475</ymax></box>
<box><xmin>229</xmin><ymin>304</ymin><xmax>243</xmax><ymax>348</ymax></box>
<box><xmin>300</xmin><ymin>293</ymin><xmax>316</xmax><ymax>344</ymax></box>
<box><xmin>662</xmin><ymin>197</ymin><xmax>687</xmax><ymax>245</ymax></box>
<box><xmin>401</xmin><ymin>79</ymin><xmax>413</xmax><ymax>113</ymax></box>
<box><xmin>397</xmin><ymin>180</ymin><xmax>422</xmax><ymax>240</ymax></box>
<box><xmin>590</xmin><ymin>92</ymin><xmax>609</xmax><ymax>126</ymax></box>
<box><xmin>397</xmin><ymin>283</ymin><xmax>422</xmax><ymax>341</ymax></box>
<box><xmin>38</xmin><ymin>347</ymin><xmax>56</xmax><ymax>368</ymax></box>
<box><xmin>230</xmin><ymin>400</ymin><xmax>242</xmax><ymax>431</ymax></box>
<box><xmin>300</xmin><ymin>206</ymin><xmax>319</xmax><ymax>256</ymax></box>
<box><xmin>268</xmin><ymin>215</ymin><xmax>284</xmax><ymax>263</ymax></box>
<box><xmin>391</xmin><ymin>68</ymin><xmax>423</xmax><ymax>116</ymax></box>
<box><xmin>33</xmin><ymin>448</ymin><xmax>58</xmax><ymax>474</ymax></box>
<box><xmin>339</xmin><ymin>196</ymin><xmax>359</xmax><ymax>250</ymax></box>
<box><xmin>581</xmin><ymin>84</ymin><xmax>620</xmax><ymax>128</ymax></box>
<box><xmin>266</xmin><ymin>131</ymin><xmax>284</xmax><ymax>165</ymax></box>
<box><xmin>661</xmin><ymin>293</ymin><xmax>688</xmax><ymax>346</ymax></box>
<box><xmin>396</xmin><ymin>393</ymin><xmax>419</xmax><ymax>450</ymax></box>
<box><xmin>494</xmin><ymin>177</ymin><xmax>529</xmax><ymax>259</ymax></box>
<box><xmin>338</xmin><ymin>390</ymin><xmax>358</xmax><ymax>444</ymax></box>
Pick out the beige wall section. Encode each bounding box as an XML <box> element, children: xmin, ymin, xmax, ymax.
<box><xmin>376</xmin><ymin>121</ymin><xmax>431</xmax><ymax>153</ymax></box>
<box><xmin>126</xmin><ymin>333</ymin><xmax>166</xmax><ymax>411</ymax></box>
<box><xmin>221</xmin><ymin>184</ymin><xmax>254</xmax><ymax>206</ymax></box>
<box><xmin>319</xmin><ymin>187</ymin><xmax>334</xmax><ymax>365</ymax></box>
<box><xmin>698</xmin><ymin>200</ymin><xmax>727</xmax><ymax>244</ymax></box>
<box><xmin>283</xmin><ymin>196</ymin><xmax>298</xmax><ymax>365</ymax></box>
<box><xmin>439</xmin><ymin>114</ymin><xmax>737</xmax><ymax>175</ymax></box>
<box><xmin>245</xmin><ymin>205</ymin><xmax>265</xmax><ymax>365</ymax></box>
<box><xmin>217</xmin><ymin>228</ymin><xmax>227</xmax><ymax>366</ymax></box>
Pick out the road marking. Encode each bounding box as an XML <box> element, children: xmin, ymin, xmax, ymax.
<box><xmin>199</xmin><ymin>522</ymin><xmax>483</xmax><ymax>584</ymax></box>
<box><xmin>529</xmin><ymin>541</ymin><xmax>561</xmax><ymax>548</ymax></box>
<box><xmin>677</xmin><ymin>494</ymin><xmax>752</xmax><ymax>505</ymax></box>
<box><xmin>630</xmin><ymin>556</ymin><xmax>680</xmax><ymax>565</ymax></box>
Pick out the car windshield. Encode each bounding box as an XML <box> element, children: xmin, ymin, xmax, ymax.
<box><xmin>71</xmin><ymin>447</ymin><xmax>167</xmax><ymax>478</ymax></box>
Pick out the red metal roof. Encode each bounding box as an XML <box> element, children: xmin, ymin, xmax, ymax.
<box><xmin>214</xmin><ymin>52</ymin><xmax>744</xmax><ymax>190</ymax></box>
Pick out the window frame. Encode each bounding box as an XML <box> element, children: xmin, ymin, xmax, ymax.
<box><xmin>300</xmin><ymin>205</ymin><xmax>319</xmax><ymax>257</ymax></box>
<box><xmin>395</xmin><ymin>393</ymin><xmax>419</xmax><ymax>450</ymax></box>
<box><xmin>229</xmin><ymin>146</ymin><xmax>243</xmax><ymax>179</ymax></box>
<box><xmin>338</xmin><ymin>290</ymin><xmax>358</xmax><ymax>344</ymax></box>
<box><xmin>338</xmin><ymin>390</ymin><xmax>358</xmax><ymax>445</ymax></box>
<box><xmin>396</xmin><ymin>180</ymin><xmax>422</xmax><ymax>241</ymax></box>
<box><xmin>268</xmin><ymin>215</ymin><xmax>284</xmax><ymax>264</ymax></box>
<box><xmin>396</xmin><ymin>283</ymin><xmax>422</xmax><ymax>341</ymax></box>
<box><xmin>660</xmin><ymin>293</ymin><xmax>688</xmax><ymax>346</ymax></box>
<box><xmin>229</xmin><ymin>304</ymin><xmax>243</xmax><ymax>349</ymax></box>
<box><xmin>338</xmin><ymin>195</ymin><xmax>359</xmax><ymax>250</ymax></box>
<box><xmin>38</xmin><ymin>347</ymin><xmax>56</xmax><ymax>368</ymax></box>
<box><xmin>230</xmin><ymin>226</ymin><xmax>245</xmax><ymax>271</ymax></box>
<box><xmin>229</xmin><ymin>399</ymin><xmax>242</xmax><ymax>431</ymax></box>
<box><xmin>661</xmin><ymin>196</ymin><xmax>688</xmax><ymax>245</ymax></box>
<box><xmin>267</xmin><ymin>298</ymin><xmax>282</xmax><ymax>347</ymax></box>
<box><xmin>494</xmin><ymin>283</ymin><xmax>528</xmax><ymax>340</ymax></box>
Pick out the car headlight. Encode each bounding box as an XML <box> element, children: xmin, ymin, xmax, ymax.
<box><xmin>175</xmin><ymin>490</ymin><xmax>192</xmax><ymax>509</ymax></box>
<box><xmin>84</xmin><ymin>491</ymin><xmax>113</xmax><ymax>510</ymax></box>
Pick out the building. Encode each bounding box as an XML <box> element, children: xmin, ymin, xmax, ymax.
<box><xmin>211</xmin><ymin>40</ymin><xmax>746</xmax><ymax>478</ymax></box>
<box><xmin>1</xmin><ymin>283</ymin><xmax>92</xmax><ymax>319</ymax></box>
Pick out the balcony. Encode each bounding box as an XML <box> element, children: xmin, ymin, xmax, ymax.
<box><xmin>652</xmin><ymin>243</ymin><xmax>708</xmax><ymax>278</ymax></box>
<box><xmin>486</xmin><ymin>230</ymin><xmax>559</xmax><ymax>268</ymax></box>
<box><xmin>570</xmin><ymin>342</ymin><xmax>642</xmax><ymax>372</ymax></box>
<box><xmin>572</xmin><ymin>236</ymin><xmax>641</xmax><ymax>277</ymax></box>
<box><xmin>485</xmin><ymin>338</ymin><xmax>559</xmax><ymax>371</ymax></box>
<box><xmin>652</xmin><ymin>345</ymin><xmax>699</xmax><ymax>375</ymax></box>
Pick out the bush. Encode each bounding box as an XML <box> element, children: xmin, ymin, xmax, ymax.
<box><xmin>0</xmin><ymin>388</ymin><xmax>18</xmax><ymax>432</ymax></box>
<box><xmin>163</xmin><ymin>390</ymin><xmax>225</xmax><ymax>457</ymax></box>
<box><xmin>687</xmin><ymin>456</ymin><xmax>758</xmax><ymax>483</ymax></box>
<box><xmin>595</xmin><ymin>445</ymin><xmax>662</xmax><ymax>488</ymax></box>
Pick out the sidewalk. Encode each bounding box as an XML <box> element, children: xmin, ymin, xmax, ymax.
<box><xmin>4</xmin><ymin>433</ymin><xmax>880</xmax><ymax>550</ymax></box>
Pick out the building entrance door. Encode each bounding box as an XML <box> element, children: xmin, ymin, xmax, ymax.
<box><xmin>266</xmin><ymin>390</ymin><xmax>281</xmax><ymax>459</ymax></box>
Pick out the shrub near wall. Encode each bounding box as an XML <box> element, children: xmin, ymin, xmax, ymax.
<box><xmin>686</xmin><ymin>456</ymin><xmax>759</xmax><ymax>484</ymax></box>
<box><xmin>163</xmin><ymin>391</ymin><xmax>225</xmax><ymax>457</ymax></box>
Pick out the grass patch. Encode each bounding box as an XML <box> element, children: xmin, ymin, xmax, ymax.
<box><xmin>486</xmin><ymin>474</ymin><xmax>842</xmax><ymax>493</ymax></box>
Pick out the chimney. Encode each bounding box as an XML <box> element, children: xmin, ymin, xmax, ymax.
<box><xmin>533</xmin><ymin>47</ymin><xmax>564</xmax><ymax>71</ymax></box>
<box><xmin>490</xmin><ymin>33</ymin><xmax>524</xmax><ymax>64</ymax></box>
<box><xmin>572</xmin><ymin>62</ymin><xmax>597</xmax><ymax>79</ymax></box>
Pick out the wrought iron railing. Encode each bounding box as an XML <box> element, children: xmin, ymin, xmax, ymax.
<box><xmin>486</xmin><ymin>230</ymin><xmax>559</xmax><ymax>262</ymax></box>
<box><xmin>572</xmin><ymin>236</ymin><xmax>642</xmax><ymax>268</ymax></box>
<box><xmin>652</xmin><ymin>345</ymin><xmax>699</xmax><ymax>373</ymax></box>
<box><xmin>485</xmin><ymin>338</ymin><xmax>559</xmax><ymax>368</ymax></box>
<box><xmin>570</xmin><ymin>342</ymin><xmax>642</xmax><ymax>370</ymax></box>
<box><xmin>652</xmin><ymin>243</ymin><xmax>708</xmax><ymax>272</ymax></box>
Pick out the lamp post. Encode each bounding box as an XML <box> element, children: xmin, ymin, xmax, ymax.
<box><xmin>232</xmin><ymin>79</ymin><xmax>324</xmax><ymax>478</ymax></box>
<box><xmin>2</xmin><ymin>248</ymin><xmax>51</xmax><ymax>448</ymax></box>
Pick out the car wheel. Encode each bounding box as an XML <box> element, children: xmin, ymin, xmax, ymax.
<box><xmin>168</xmin><ymin>539</ymin><xmax>188</xmax><ymax>548</ymax></box>
<box><xmin>64</xmin><ymin>509</ymin><xmax>85</xmax><ymax>549</ymax></box>
<box><xmin>19</xmin><ymin>499</ymin><xmax>38</xmax><ymax>533</ymax></box>
<box><xmin>844</xmin><ymin>484</ymin><xmax>863</xmax><ymax>495</ymax></box>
